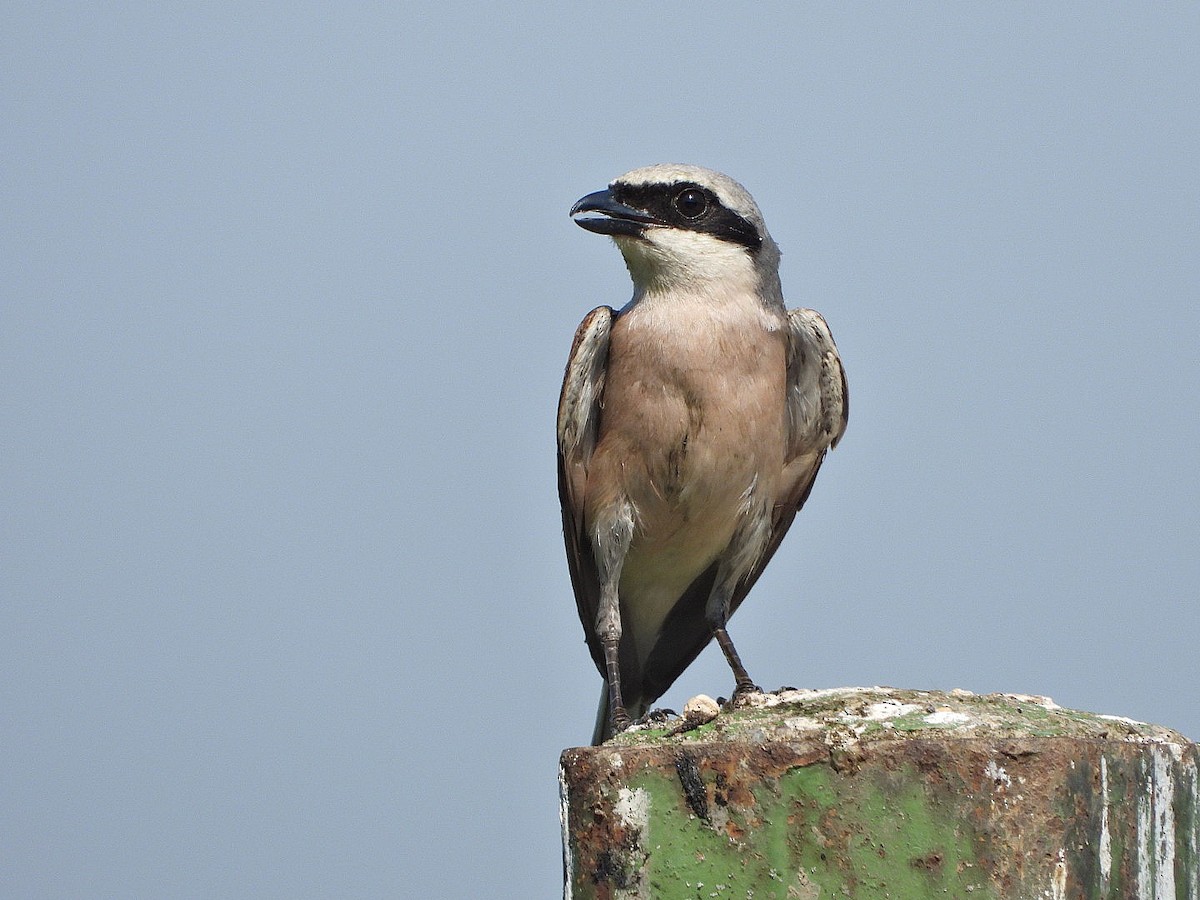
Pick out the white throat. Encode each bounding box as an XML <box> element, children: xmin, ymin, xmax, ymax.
<box><xmin>614</xmin><ymin>230</ymin><xmax>783</xmax><ymax>312</ymax></box>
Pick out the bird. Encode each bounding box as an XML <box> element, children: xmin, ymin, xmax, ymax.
<box><xmin>557</xmin><ymin>164</ymin><xmax>847</xmax><ymax>744</ymax></box>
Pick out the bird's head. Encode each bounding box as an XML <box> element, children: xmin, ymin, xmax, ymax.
<box><xmin>570</xmin><ymin>164</ymin><xmax>782</xmax><ymax>302</ymax></box>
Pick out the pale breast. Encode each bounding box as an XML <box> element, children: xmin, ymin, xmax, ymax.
<box><xmin>584</xmin><ymin>294</ymin><xmax>790</xmax><ymax>640</ymax></box>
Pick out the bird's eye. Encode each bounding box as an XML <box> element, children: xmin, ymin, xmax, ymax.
<box><xmin>674</xmin><ymin>188</ymin><xmax>708</xmax><ymax>219</ymax></box>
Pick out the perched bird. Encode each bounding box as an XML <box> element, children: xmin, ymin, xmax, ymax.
<box><xmin>558</xmin><ymin>164</ymin><xmax>847</xmax><ymax>744</ymax></box>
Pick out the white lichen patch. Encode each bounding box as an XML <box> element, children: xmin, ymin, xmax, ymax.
<box><xmin>858</xmin><ymin>700</ymin><xmax>923</xmax><ymax>721</ymax></box>
<box><xmin>791</xmin><ymin>867</ymin><xmax>822</xmax><ymax>899</ymax></box>
<box><xmin>610</xmin><ymin>788</ymin><xmax>652</xmax><ymax>899</ymax></box>
<box><xmin>780</xmin><ymin>716</ymin><xmax>824</xmax><ymax>733</ymax></box>
<box><xmin>1099</xmin><ymin>713</ymin><xmax>1151</xmax><ymax>728</ymax></box>
<box><xmin>925</xmin><ymin>710</ymin><xmax>973</xmax><ymax>727</ymax></box>
<box><xmin>1005</xmin><ymin>693</ymin><xmax>1061</xmax><ymax>712</ymax></box>
<box><xmin>559</xmin><ymin>763</ymin><xmax>575</xmax><ymax>900</ymax></box>
<box><xmin>615</xmin><ymin>786</ymin><xmax>650</xmax><ymax>833</ymax></box>
<box><xmin>823</xmin><ymin>723</ymin><xmax>864</xmax><ymax>752</ymax></box>
<box><xmin>985</xmin><ymin>760</ymin><xmax>1013</xmax><ymax>791</ymax></box>
<box><xmin>1151</xmin><ymin>746</ymin><xmax>1177</xmax><ymax>900</ymax></box>
<box><xmin>1049</xmin><ymin>848</ymin><xmax>1068</xmax><ymax>900</ymax></box>
<box><xmin>1137</xmin><ymin>764</ymin><xmax>1153</xmax><ymax>899</ymax></box>
<box><xmin>1183</xmin><ymin>754</ymin><xmax>1200</xmax><ymax>900</ymax></box>
<box><xmin>619</xmin><ymin>686</ymin><xmax>1196</xmax><ymax>749</ymax></box>
<box><xmin>1098</xmin><ymin>756</ymin><xmax>1112</xmax><ymax>894</ymax></box>
<box><xmin>1133</xmin><ymin>743</ymin><xmax>1190</xmax><ymax>900</ymax></box>
<box><xmin>743</xmin><ymin>686</ymin><xmax>888</xmax><ymax>710</ymax></box>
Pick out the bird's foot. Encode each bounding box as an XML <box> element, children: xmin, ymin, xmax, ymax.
<box><xmin>610</xmin><ymin>708</ymin><xmax>632</xmax><ymax>735</ymax></box>
<box><xmin>734</xmin><ymin>678</ymin><xmax>762</xmax><ymax>696</ymax></box>
<box><xmin>643</xmin><ymin>708</ymin><xmax>676</xmax><ymax>727</ymax></box>
<box><xmin>729</xmin><ymin>680</ymin><xmax>764</xmax><ymax>707</ymax></box>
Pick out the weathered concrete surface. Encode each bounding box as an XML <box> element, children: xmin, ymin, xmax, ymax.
<box><xmin>560</xmin><ymin>687</ymin><xmax>1199</xmax><ymax>899</ymax></box>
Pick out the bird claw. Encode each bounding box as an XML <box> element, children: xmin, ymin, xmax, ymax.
<box><xmin>610</xmin><ymin>709</ymin><xmax>632</xmax><ymax>735</ymax></box>
<box><xmin>730</xmin><ymin>682</ymin><xmax>764</xmax><ymax>707</ymax></box>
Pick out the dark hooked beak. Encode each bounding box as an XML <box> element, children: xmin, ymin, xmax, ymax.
<box><xmin>570</xmin><ymin>189</ymin><xmax>661</xmax><ymax>238</ymax></box>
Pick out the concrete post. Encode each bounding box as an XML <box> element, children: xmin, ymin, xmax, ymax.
<box><xmin>560</xmin><ymin>687</ymin><xmax>1198</xmax><ymax>899</ymax></box>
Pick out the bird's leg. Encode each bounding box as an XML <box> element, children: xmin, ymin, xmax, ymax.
<box><xmin>601</xmin><ymin>637</ymin><xmax>630</xmax><ymax>735</ymax></box>
<box><xmin>706</xmin><ymin>574</ymin><xmax>762</xmax><ymax>698</ymax></box>
<box><xmin>593</xmin><ymin>502</ymin><xmax>635</xmax><ymax>735</ymax></box>
<box><xmin>713</xmin><ymin>626</ymin><xmax>760</xmax><ymax>697</ymax></box>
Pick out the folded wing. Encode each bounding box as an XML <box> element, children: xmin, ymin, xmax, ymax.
<box><xmin>556</xmin><ymin>306</ymin><xmax>614</xmax><ymax>676</ymax></box>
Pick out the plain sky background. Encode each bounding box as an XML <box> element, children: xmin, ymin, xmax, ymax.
<box><xmin>3</xmin><ymin>5</ymin><xmax>1198</xmax><ymax>898</ymax></box>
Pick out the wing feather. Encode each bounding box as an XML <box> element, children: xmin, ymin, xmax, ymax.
<box><xmin>556</xmin><ymin>307</ymin><xmax>614</xmax><ymax>675</ymax></box>
<box><xmin>747</xmin><ymin>306</ymin><xmax>848</xmax><ymax>591</ymax></box>
<box><xmin>786</xmin><ymin>308</ymin><xmax>848</xmax><ymax>456</ymax></box>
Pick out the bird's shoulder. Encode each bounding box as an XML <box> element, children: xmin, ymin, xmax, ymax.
<box><xmin>557</xmin><ymin>305</ymin><xmax>614</xmax><ymax>459</ymax></box>
<box><xmin>785</xmin><ymin>307</ymin><xmax>848</xmax><ymax>452</ymax></box>
<box><xmin>566</xmin><ymin>305</ymin><xmax>613</xmax><ymax>360</ymax></box>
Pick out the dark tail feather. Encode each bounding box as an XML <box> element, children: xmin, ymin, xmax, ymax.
<box><xmin>591</xmin><ymin>682</ymin><xmax>611</xmax><ymax>745</ymax></box>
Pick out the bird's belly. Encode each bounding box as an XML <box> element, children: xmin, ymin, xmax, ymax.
<box><xmin>615</xmin><ymin>427</ymin><xmax>778</xmax><ymax>661</ymax></box>
<box><xmin>617</xmin><ymin>507</ymin><xmax>737</xmax><ymax>654</ymax></box>
<box><xmin>586</xmin><ymin>304</ymin><xmax>790</xmax><ymax>661</ymax></box>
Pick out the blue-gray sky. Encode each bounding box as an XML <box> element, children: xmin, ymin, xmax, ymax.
<box><xmin>3</xmin><ymin>5</ymin><xmax>1198</xmax><ymax>897</ymax></box>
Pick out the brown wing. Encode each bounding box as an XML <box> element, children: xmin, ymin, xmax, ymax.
<box><xmin>638</xmin><ymin>308</ymin><xmax>848</xmax><ymax>705</ymax></box>
<box><xmin>556</xmin><ymin>306</ymin><xmax>614</xmax><ymax>677</ymax></box>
